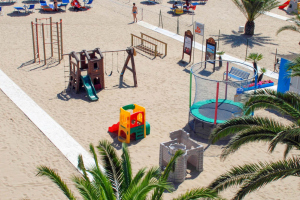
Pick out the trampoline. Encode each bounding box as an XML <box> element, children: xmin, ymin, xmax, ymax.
<box><xmin>188</xmin><ymin>60</ymin><xmax>256</xmax><ymax>140</ymax></box>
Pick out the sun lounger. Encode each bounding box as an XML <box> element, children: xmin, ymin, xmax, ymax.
<box><xmin>58</xmin><ymin>0</ymin><xmax>69</xmax><ymax>10</ymax></box>
<box><xmin>40</xmin><ymin>0</ymin><xmax>47</xmax><ymax>7</ymax></box>
<box><xmin>41</xmin><ymin>5</ymin><xmax>54</xmax><ymax>11</ymax></box>
<box><xmin>83</xmin><ymin>0</ymin><xmax>93</xmax><ymax>8</ymax></box>
<box><xmin>27</xmin><ymin>4</ymin><xmax>35</xmax><ymax>13</ymax></box>
<box><xmin>14</xmin><ymin>6</ymin><xmax>26</xmax><ymax>13</ymax></box>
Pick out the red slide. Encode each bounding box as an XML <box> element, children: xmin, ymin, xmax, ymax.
<box><xmin>108</xmin><ymin>122</ymin><xmax>119</xmax><ymax>133</ymax></box>
<box><xmin>279</xmin><ymin>1</ymin><xmax>290</xmax><ymax>9</ymax></box>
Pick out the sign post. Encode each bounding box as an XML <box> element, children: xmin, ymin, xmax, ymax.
<box><xmin>205</xmin><ymin>37</ymin><xmax>217</xmax><ymax>72</ymax></box>
<box><xmin>182</xmin><ymin>30</ymin><xmax>193</xmax><ymax>63</ymax></box>
<box><xmin>194</xmin><ymin>22</ymin><xmax>204</xmax><ymax>64</ymax></box>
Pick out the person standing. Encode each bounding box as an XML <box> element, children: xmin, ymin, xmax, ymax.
<box><xmin>54</xmin><ymin>0</ymin><xmax>58</xmax><ymax>11</ymax></box>
<box><xmin>132</xmin><ymin>3</ymin><xmax>138</xmax><ymax>23</ymax></box>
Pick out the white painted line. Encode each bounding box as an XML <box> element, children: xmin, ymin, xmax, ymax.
<box><xmin>0</xmin><ymin>69</ymin><xmax>102</xmax><ymax>176</ymax></box>
<box><xmin>264</xmin><ymin>11</ymin><xmax>290</xmax><ymax>21</ymax></box>
<box><xmin>137</xmin><ymin>21</ymin><xmax>279</xmax><ymax>80</ymax></box>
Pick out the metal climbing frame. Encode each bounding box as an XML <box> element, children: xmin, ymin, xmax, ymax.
<box><xmin>31</xmin><ymin>17</ymin><xmax>63</xmax><ymax>65</ymax></box>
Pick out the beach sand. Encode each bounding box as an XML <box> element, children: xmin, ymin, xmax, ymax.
<box><xmin>0</xmin><ymin>0</ymin><xmax>299</xmax><ymax>199</ymax></box>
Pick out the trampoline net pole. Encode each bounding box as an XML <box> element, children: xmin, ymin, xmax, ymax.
<box><xmin>189</xmin><ymin>71</ymin><xmax>192</xmax><ymax>108</ymax></box>
<box><xmin>225</xmin><ymin>61</ymin><xmax>229</xmax><ymax>99</ymax></box>
<box><xmin>214</xmin><ymin>82</ymin><xmax>219</xmax><ymax>125</ymax></box>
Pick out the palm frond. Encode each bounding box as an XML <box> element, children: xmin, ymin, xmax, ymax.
<box><xmin>124</xmin><ymin>167</ymin><xmax>172</xmax><ymax>200</ymax></box>
<box><xmin>244</xmin><ymin>89</ymin><xmax>300</xmax><ymax>121</ymax></box>
<box><xmin>87</xmin><ymin>166</ymin><xmax>116</xmax><ymax>200</ymax></box>
<box><xmin>232</xmin><ymin>0</ymin><xmax>280</xmax><ymax>21</ymax></box>
<box><xmin>78</xmin><ymin>154</ymin><xmax>90</xmax><ymax>182</ymax></box>
<box><xmin>72</xmin><ymin>176</ymin><xmax>100</xmax><ymax>200</ymax></box>
<box><xmin>152</xmin><ymin>150</ymin><xmax>184</xmax><ymax>200</ymax></box>
<box><xmin>209</xmin><ymin>162</ymin><xmax>261</xmax><ymax>193</ymax></box>
<box><xmin>97</xmin><ymin>140</ymin><xmax>122</xmax><ymax>198</ymax></box>
<box><xmin>89</xmin><ymin>143</ymin><xmax>101</xmax><ymax>172</ymax></box>
<box><xmin>286</xmin><ymin>56</ymin><xmax>300</xmax><ymax>80</ymax></box>
<box><xmin>233</xmin><ymin>157</ymin><xmax>300</xmax><ymax>200</ymax></box>
<box><xmin>210</xmin><ymin>116</ymin><xmax>285</xmax><ymax>145</ymax></box>
<box><xmin>173</xmin><ymin>188</ymin><xmax>222</xmax><ymax>200</ymax></box>
<box><xmin>36</xmin><ymin>166</ymin><xmax>76</xmax><ymax>200</ymax></box>
<box><xmin>269</xmin><ymin>128</ymin><xmax>300</xmax><ymax>156</ymax></box>
<box><xmin>121</xmin><ymin>142</ymin><xmax>132</xmax><ymax>190</ymax></box>
<box><xmin>277</xmin><ymin>25</ymin><xmax>300</xmax><ymax>35</ymax></box>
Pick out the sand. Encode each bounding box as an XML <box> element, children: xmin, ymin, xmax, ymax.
<box><xmin>0</xmin><ymin>0</ymin><xmax>299</xmax><ymax>199</ymax></box>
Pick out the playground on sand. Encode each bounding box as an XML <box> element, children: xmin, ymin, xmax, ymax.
<box><xmin>1</xmin><ymin>0</ymin><xmax>300</xmax><ymax>199</ymax></box>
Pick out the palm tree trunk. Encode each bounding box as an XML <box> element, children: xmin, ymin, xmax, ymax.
<box><xmin>245</xmin><ymin>21</ymin><xmax>255</xmax><ymax>35</ymax></box>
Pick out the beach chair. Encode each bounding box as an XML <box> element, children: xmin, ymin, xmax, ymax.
<box><xmin>40</xmin><ymin>0</ymin><xmax>47</xmax><ymax>7</ymax></box>
<box><xmin>28</xmin><ymin>4</ymin><xmax>35</xmax><ymax>13</ymax></box>
<box><xmin>41</xmin><ymin>5</ymin><xmax>54</xmax><ymax>11</ymax></box>
<box><xmin>14</xmin><ymin>6</ymin><xmax>26</xmax><ymax>13</ymax></box>
<box><xmin>59</xmin><ymin>0</ymin><xmax>69</xmax><ymax>10</ymax></box>
<box><xmin>0</xmin><ymin>7</ymin><xmax>3</xmax><ymax>16</ymax></box>
<box><xmin>83</xmin><ymin>0</ymin><xmax>93</xmax><ymax>8</ymax></box>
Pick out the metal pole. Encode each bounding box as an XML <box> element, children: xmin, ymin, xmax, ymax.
<box><xmin>193</xmin><ymin>21</ymin><xmax>195</xmax><ymax>64</ymax></box>
<box><xmin>57</xmin><ymin>22</ymin><xmax>61</xmax><ymax>64</ymax></box>
<box><xmin>36</xmin><ymin>18</ymin><xmax>40</xmax><ymax>64</ymax></box>
<box><xmin>201</xmin><ymin>32</ymin><xmax>204</xmax><ymax>64</ymax></box>
<box><xmin>42</xmin><ymin>23</ymin><xmax>46</xmax><ymax>65</ymax></box>
<box><xmin>218</xmin><ymin>30</ymin><xmax>220</xmax><ymax>50</ymax></box>
<box><xmin>189</xmin><ymin>71</ymin><xmax>192</xmax><ymax>108</ymax></box>
<box><xmin>245</xmin><ymin>38</ymin><xmax>249</xmax><ymax>61</ymax></box>
<box><xmin>31</xmin><ymin>22</ymin><xmax>36</xmax><ymax>63</ymax></box>
<box><xmin>214</xmin><ymin>82</ymin><xmax>219</xmax><ymax>125</ymax></box>
<box><xmin>60</xmin><ymin>19</ymin><xmax>63</xmax><ymax>61</ymax></box>
<box><xmin>225</xmin><ymin>62</ymin><xmax>229</xmax><ymax>99</ymax></box>
<box><xmin>159</xmin><ymin>10</ymin><xmax>161</xmax><ymax>27</ymax></box>
<box><xmin>142</xmin><ymin>8</ymin><xmax>143</xmax><ymax>21</ymax></box>
<box><xmin>50</xmin><ymin>17</ymin><xmax>53</xmax><ymax>57</ymax></box>
<box><xmin>177</xmin><ymin>17</ymin><xmax>179</xmax><ymax>35</ymax></box>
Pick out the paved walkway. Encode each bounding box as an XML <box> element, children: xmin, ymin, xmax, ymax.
<box><xmin>0</xmin><ymin>69</ymin><xmax>101</xmax><ymax>178</ymax></box>
<box><xmin>137</xmin><ymin>21</ymin><xmax>279</xmax><ymax>80</ymax></box>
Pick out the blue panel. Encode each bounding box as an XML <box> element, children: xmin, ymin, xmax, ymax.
<box><xmin>277</xmin><ymin>58</ymin><xmax>291</xmax><ymax>94</ymax></box>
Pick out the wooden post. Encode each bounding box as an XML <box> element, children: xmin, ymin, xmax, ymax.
<box><xmin>120</xmin><ymin>48</ymin><xmax>137</xmax><ymax>87</ymax></box>
<box><xmin>57</xmin><ymin>22</ymin><xmax>61</xmax><ymax>64</ymax></box>
<box><xmin>35</xmin><ymin>18</ymin><xmax>40</xmax><ymax>64</ymax></box>
<box><xmin>50</xmin><ymin>17</ymin><xmax>53</xmax><ymax>57</ymax></box>
<box><xmin>165</xmin><ymin>43</ymin><xmax>167</xmax><ymax>56</ymax></box>
<box><xmin>31</xmin><ymin>22</ymin><xmax>36</xmax><ymax>63</ymax></box>
<box><xmin>154</xmin><ymin>45</ymin><xmax>157</xmax><ymax>58</ymax></box>
<box><xmin>60</xmin><ymin>19</ymin><xmax>63</xmax><ymax>61</ymax></box>
<box><xmin>42</xmin><ymin>23</ymin><xmax>46</xmax><ymax>65</ymax></box>
<box><xmin>214</xmin><ymin>82</ymin><xmax>219</xmax><ymax>125</ymax></box>
<box><xmin>131</xmin><ymin>34</ymin><xmax>133</xmax><ymax>46</ymax></box>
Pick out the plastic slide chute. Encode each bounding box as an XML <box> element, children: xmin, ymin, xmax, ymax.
<box><xmin>81</xmin><ymin>75</ymin><xmax>99</xmax><ymax>101</ymax></box>
<box><xmin>279</xmin><ymin>0</ymin><xmax>290</xmax><ymax>9</ymax></box>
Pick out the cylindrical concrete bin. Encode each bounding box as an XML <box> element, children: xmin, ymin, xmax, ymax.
<box><xmin>239</xmin><ymin>26</ymin><xmax>244</xmax><ymax>32</ymax></box>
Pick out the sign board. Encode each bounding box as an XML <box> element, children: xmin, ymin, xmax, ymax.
<box><xmin>205</xmin><ymin>37</ymin><xmax>217</xmax><ymax>72</ymax></box>
<box><xmin>195</xmin><ymin>22</ymin><xmax>204</xmax><ymax>36</ymax></box>
<box><xmin>182</xmin><ymin>30</ymin><xmax>193</xmax><ymax>63</ymax></box>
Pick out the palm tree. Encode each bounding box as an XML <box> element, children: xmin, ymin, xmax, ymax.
<box><xmin>208</xmin><ymin>89</ymin><xmax>300</xmax><ymax>199</ymax></box>
<box><xmin>37</xmin><ymin>140</ymin><xmax>222</xmax><ymax>200</ymax></box>
<box><xmin>232</xmin><ymin>0</ymin><xmax>280</xmax><ymax>35</ymax></box>
<box><xmin>246</xmin><ymin>53</ymin><xmax>263</xmax><ymax>75</ymax></box>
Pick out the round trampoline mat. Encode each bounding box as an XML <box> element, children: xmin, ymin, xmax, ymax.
<box><xmin>190</xmin><ymin>99</ymin><xmax>243</xmax><ymax>124</ymax></box>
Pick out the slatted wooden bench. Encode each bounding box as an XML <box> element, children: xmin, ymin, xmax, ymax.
<box><xmin>223</xmin><ymin>67</ymin><xmax>250</xmax><ymax>81</ymax></box>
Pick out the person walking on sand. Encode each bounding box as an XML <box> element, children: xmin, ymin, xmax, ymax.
<box><xmin>132</xmin><ymin>3</ymin><xmax>138</xmax><ymax>23</ymax></box>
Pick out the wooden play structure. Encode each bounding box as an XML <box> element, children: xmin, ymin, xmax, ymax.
<box><xmin>108</xmin><ymin>104</ymin><xmax>150</xmax><ymax>143</ymax></box>
<box><xmin>131</xmin><ymin>33</ymin><xmax>167</xmax><ymax>58</ymax></box>
<box><xmin>65</xmin><ymin>47</ymin><xmax>137</xmax><ymax>101</ymax></box>
<box><xmin>31</xmin><ymin>17</ymin><xmax>63</xmax><ymax>65</ymax></box>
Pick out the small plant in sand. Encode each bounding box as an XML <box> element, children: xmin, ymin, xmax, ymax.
<box><xmin>246</xmin><ymin>53</ymin><xmax>263</xmax><ymax>75</ymax></box>
<box><xmin>216</xmin><ymin>51</ymin><xmax>225</xmax><ymax>67</ymax></box>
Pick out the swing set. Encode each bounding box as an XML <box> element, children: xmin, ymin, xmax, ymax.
<box><xmin>31</xmin><ymin>17</ymin><xmax>63</xmax><ymax>65</ymax></box>
<box><xmin>65</xmin><ymin>47</ymin><xmax>137</xmax><ymax>96</ymax></box>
